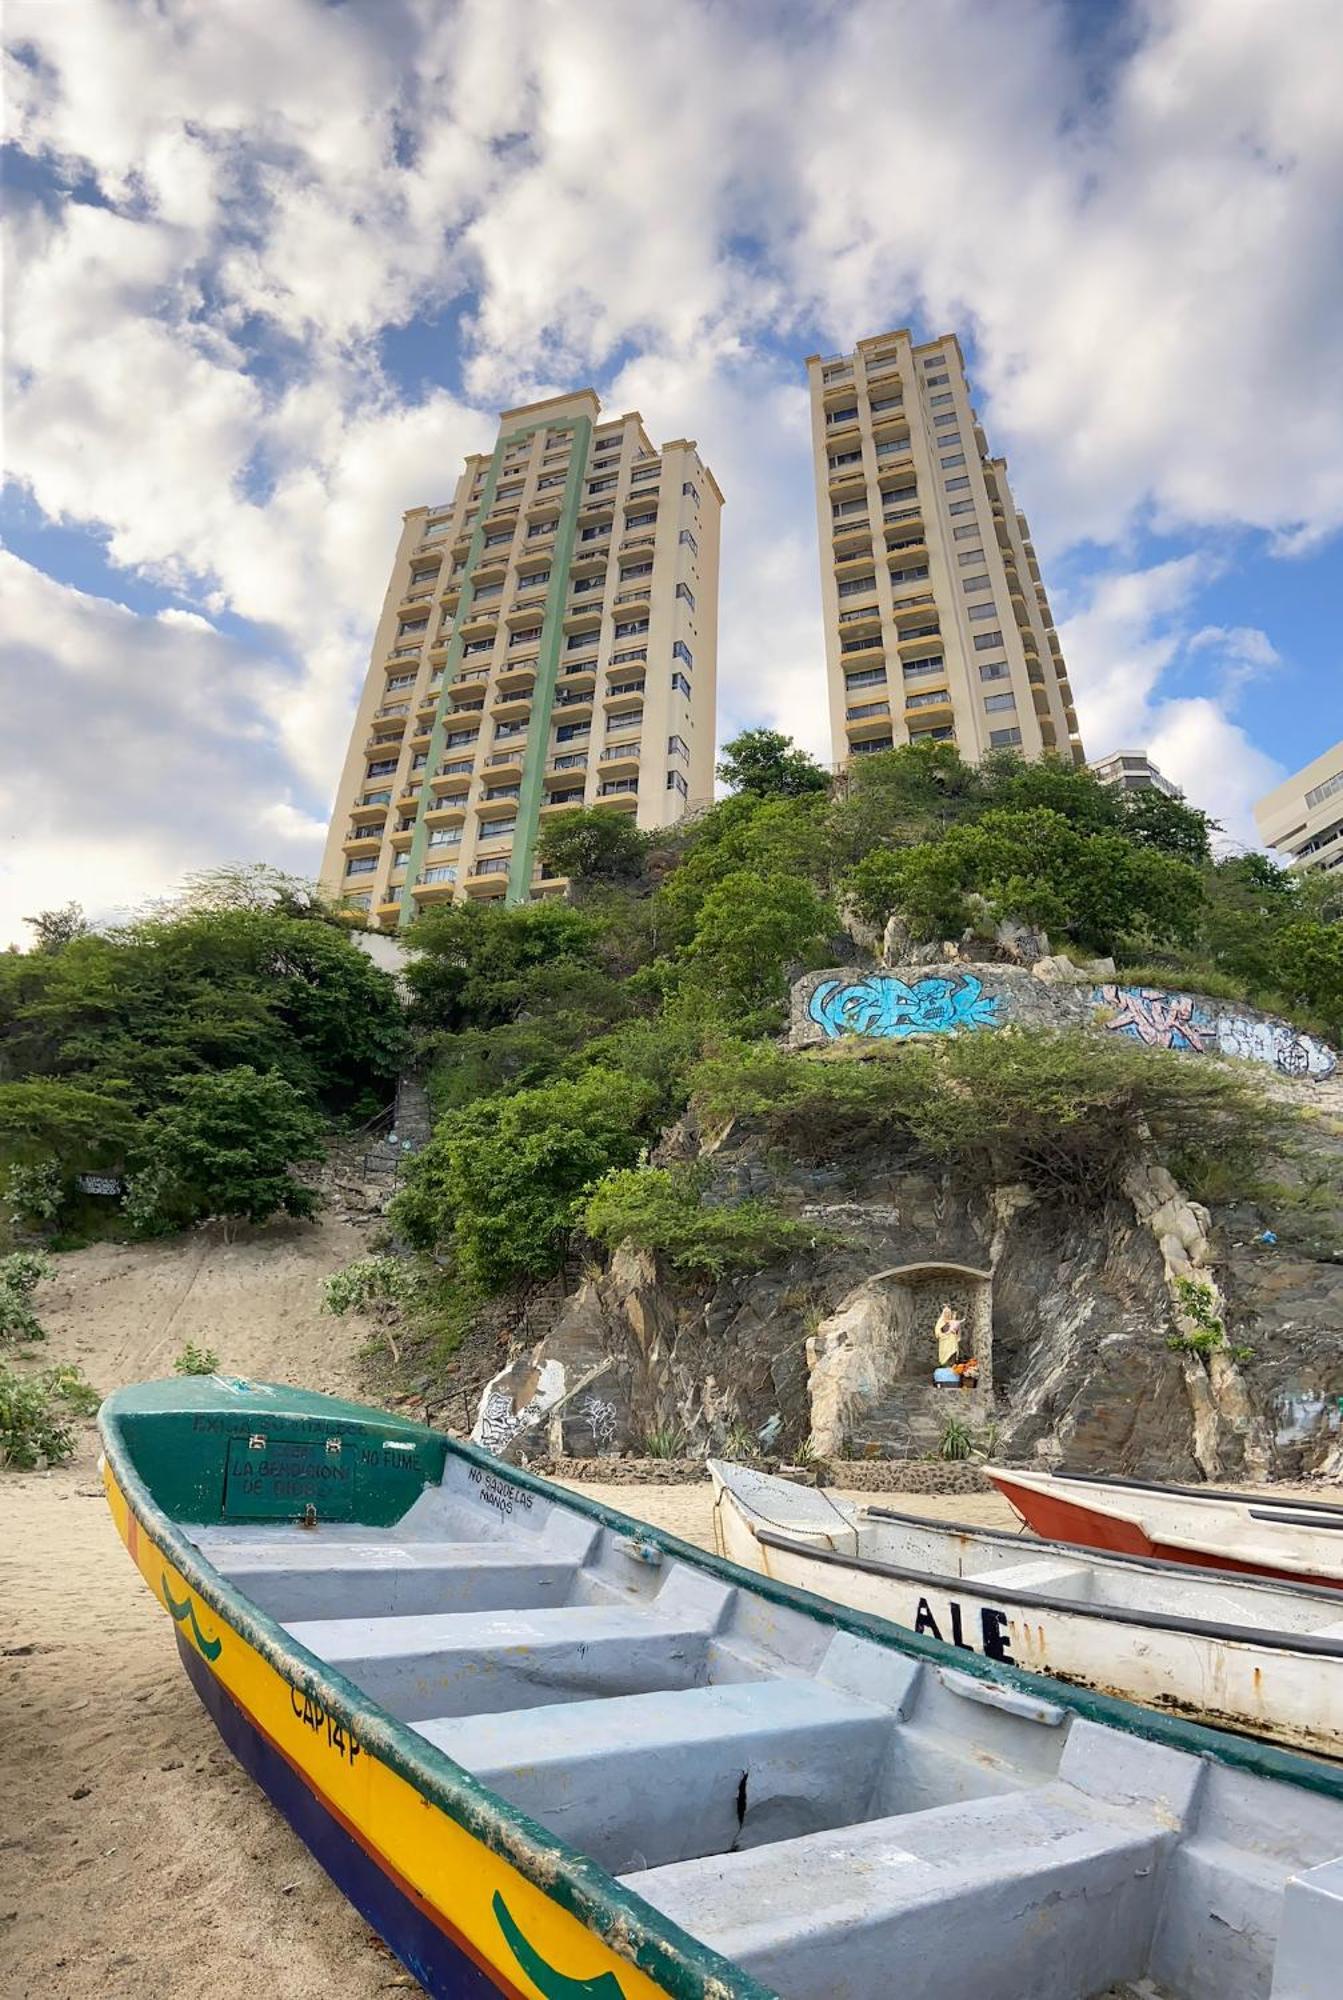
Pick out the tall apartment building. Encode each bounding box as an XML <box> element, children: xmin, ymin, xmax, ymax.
<box><xmin>1091</xmin><ymin>750</ymin><xmax>1178</xmax><ymax>798</ymax></box>
<box><xmin>806</xmin><ymin>330</ymin><xmax>1082</xmax><ymax>770</ymax></box>
<box><xmin>321</xmin><ymin>390</ymin><xmax>721</xmax><ymax>924</ymax></box>
<box><xmin>1254</xmin><ymin>739</ymin><xmax>1343</xmax><ymax>875</ymax></box>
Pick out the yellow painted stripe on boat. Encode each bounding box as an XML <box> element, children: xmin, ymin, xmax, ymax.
<box><xmin>102</xmin><ymin>1462</ymin><xmax>670</xmax><ymax>2000</ymax></box>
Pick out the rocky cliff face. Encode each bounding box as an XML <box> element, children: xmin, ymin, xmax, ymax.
<box><xmin>475</xmin><ymin>1084</ymin><xmax>1343</xmax><ymax>1482</ymax></box>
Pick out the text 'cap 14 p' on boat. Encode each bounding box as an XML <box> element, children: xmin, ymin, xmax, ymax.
<box><xmin>101</xmin><ymin>1376</ymin><xmax>1343</xmax><ymax>2000</ymax></box>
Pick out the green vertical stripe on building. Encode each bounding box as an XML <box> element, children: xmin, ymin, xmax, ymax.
<box><xmin>507</xmin><ymin>414</ymin><xmax>592</xmax><ymax>904</ymax></box>
<box><xmin>397</xmin><ymin>441</ymin><xmax>509</xmax><ymax>928</ymax></box>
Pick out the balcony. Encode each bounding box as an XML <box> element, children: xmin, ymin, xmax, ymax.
<box><xmin>430</xmin><ymin>768</ymin><xmax>474</xmax><ymax>797</ymax></box>
<box><xmin>484</xmin><ymin>748</ymin><xmax>525</xmax><ymax>776</ymax></box>
<box><xmin>598</xmin><ymin>741</ymin><xmax>641</xmax><ymax>772</ymax></box>
<box><xmin>424</xmin><ymin>799</ymin><xmax>467</xmax><ymax>826</ymax></box>
<box><xmin>834</xmin><ymin>546</ymin><xmax>876</xmax><ymax>578</ymax></box>
<box><xmin>541</xmin><ymin>788</ymin><xmax>588</xmax><ymax>813</ymax></box>
<box><xmin>490</xmin><ymin>692</ymin><xmax>532</xmax><ymax>723</ymax></box>
<box><xmin>904</xmin><ymin>689</ymin><xmax>954</xmax><ymax>720</ymax></box>
<box><xmin>847</xmin><ymin>704</ymin><xmax>895</xmax><ymax>743</ymax></box>
<box><xmin>554</xmin><ymin>689</ymin><xmax>594</xmax><ymax>718</ymax></box>
<box><xmin>596</xmin><ymin>780</ymin><xmax>640</xmax><ymax>808</ymax></box>
<box><xmin>412</xmin><ymin>877</ymin><xmax>459</xmax><ymax>905</ymax></box>
<box><xmin>388</xmin><ymin>827</ymin><xmax>415</xmax><ymax>852</ymax></box>
<box><xmin>557</xmin><ymin>662</ymin><xmax>597</xmax><ymax>690</ymax></box>
<box><xmin>342</xmin><ymin>830</ymin><xmax>383</xmax><ymax>856</ymax></box>
<box><xmin>618</xmin><ymin>529</ymin><xmax>656</xmax><ymax>555</ymax></box>
<box><xmin>497</xmin><ymin>657</ymin><xmax>538</xmax><ymax>691</ymax></box>
<box><xmin>348</xmin><ymin>800</ymin><xmax>390</xmax><ymax>826</ymax></box>
<box><xmin>832</xmin><ymin>523</ymin><xmax>871</xmax><ymax>559</ymax></box>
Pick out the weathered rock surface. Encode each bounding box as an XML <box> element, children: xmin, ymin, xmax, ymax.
<box><xmin>485</xmin><ymin>1089</ymin><xmax>1343</xmax><ymax>1481</ymax></box>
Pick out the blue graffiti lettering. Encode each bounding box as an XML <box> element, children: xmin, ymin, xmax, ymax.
<box><xmin>807</xmin><ymin>973</ymin><xmax>1002</xmax><ymax>1040</ymax></box>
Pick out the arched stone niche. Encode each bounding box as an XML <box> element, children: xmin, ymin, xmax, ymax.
<box><xmin>805</xmin><ymin>1260</ymin><xmax>994</xmax><ymax>1458</ymax></box>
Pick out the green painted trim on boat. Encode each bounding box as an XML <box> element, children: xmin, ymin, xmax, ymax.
<box><xmin>507</xmin><ymin>414</ymin><xmax>592</xmax><ymax>905</ymax></box>
<box><xmin>98</xmin><ymin>1377</ymin><xmax>778</xmax><ymax>2000</ymax></box>
<box><xmin>398</xmin><ymin>439</ymin><xmax>508</xmax><ymax>928</ymax></box>
<box><xmin>99</xmin><ymin>1376</ymin><xmax>1343</xmax><ymax>2000</ymax></box>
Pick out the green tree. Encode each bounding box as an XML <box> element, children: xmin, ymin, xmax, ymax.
<box><xmin>535</xmin><ymin>807</ymin><xmax>648</xmax><ymax>886</ymax></box>
<box><xmin>126</xmin><ymin>1067</ymin><xmax>326</xmax><ymax>1236</ymax></box>
<box><xmin>24</xmin><ymin>903</ymin><xmax>89</xmax><ymax>952</ymax></box>
<box><xmin>404</xmin><ymin>900</ymin><xmax>609</xmax><ymax>1032</ymax></box>
<box><xmin>680</xmin><ymin>870</ymin><xmax>836</xmax><ymax>1025</ymax></box>
<box><xmin>1118</xmin><ymin>786</ymin><xmax>1217</xmax><ymax>865</ymax></box>
<box><xmin>716</xmin><ymin>728</ymin><xmax>830</xmax><ymax>800</ymax></box>
<box><xmin>391</xmin><ymin>1068</ymin><xmax>658</xmax><ymax>1289</ymax></box>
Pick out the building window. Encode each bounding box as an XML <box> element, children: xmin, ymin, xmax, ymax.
<box><xmin>934</xmin><ymin>414</ymin><xmax>959</xmax><ymax>431</ymax></box>
<box><xmin>990</xmin><ymin>726</ymin><xmax>1023</xmax><ymax>747</ymax></box>
<box><xmin>599</xmin><ymin>778</ymin><xmax>639</xmax><ymax>796</ymax></box>
<box><xmin>948</xmin><ymin>499</ymin><xmax>976</xmax><ymax>515</ymax></box>
<box><xmin>837</xmin><ymin>574</ymin><xmax>877</xmax><ymax>598</ymax></box>
<box><xmin>579</xmin><ymin>523</ymin><xmax>610</xmax><ymax>542</ymax></box>
<box><xmin>979</xmin><ymin>660</ymin><xmax>1010</xmax><ymax>681</ymax></box>
<box><xmin>930</xmin><ymin>392</ymin><xmax>955</xmax><ymax>408</ymax></box>
<box><xmin>888</xmin><ymin>565</ymin><xmax>930</xmax><ymax>585</ymax></box>
<box><xmin>510</xmin><ymin>628</ymin><xmax>542</xmax><ymax>648</ymax></box>
<box><xmin>676</xmin><ymin>581</ymin><xmax>696</xmax><ymax>610</ymax></box>
<box><xmin>954</xmin><ymin>525</ymin><xmax>981</xmax><ymax>542</ymax></box>
<box><xmin>667</xmin><ymin>770</ymin><xmax>689</xmax><ymax>797</ymax></box>
<box><xmin>962</xmin><ymin>574</ymin><xmax>992</xmax><ymax>593</ymax></box>
<box><xmin>682</xmin><ymin>481</ymin><xmax>700</xmax><ymax>504</ymax></box>
<box><xmin>957</xmin><ymin>549</ymin><xmax>987</xmax><ymax>567</ymax></box>
<box><xmin>556</xmin><ymin>721</ymin><xmax>591</xmax><ymax>742</ymax></box>
<box><xmin>614</xmin><ymin>618</ymin><xmax>649</xmax><ymax>639</ymax></box>
<box><xmin>845</xmin><ymin>667</ymin><xmax>887</xmax><ymax>690</ymax></box>
<box><xmin>420</xmin><ymin>864</ymin><xmax>458</xmax><ymax>884</ymax></box>
<box><xmin>940</xmin><ymin>453</ymin><xmax>966</xmax><ymax>470</ymax></box>
<box><xmin>346</xmin><ymin>857</ymin><xmax>377</xmax><ymax>876</ymax></box>
<box><xmin>567</xmin><ymin>630</ymin><xmax>599</xmax><ymax>650</ymax></box>
<box><xmin>905</xmin><ymin>687</ymin><xmax>949</xmax><ymax>710</ymax></box>
<box><xmin>613</xmin><ymin>646</ymin><xmax>648</xmax><ymax>666</ymax></box>
<box><xmin>362</xmin><ymin>790</ymin><xmax>393</xmax><ymax>807</ymax></box>
<box><xmin>925</xmin><ymin>372</ymin><xmax>950</xmax><ymax>387</ymax></box>
<box><xmin>626</xmin><ymin>511</ymin><xmax>657</xmax><ymax>529</ymax></box>
<box><xmin>967</xmin><ymin>602</ymin><xmax>1000</xmax><ymax>621</ymax></box>
<box><xmin>984</xmin><ymin>692</ymin><xmax>1018</xmax><ymax>713</ymax></box>
<box><xmin>478</xmin><ymin>819</ymin><xmax>517</xmax><ymax>841</ymax></box>
<box><xmin>344</xmin><ymin>894</ymin><xmax>372</xmax><ymax>911</ymax></box>
<box><xmin>366</xmin><ymin>759</ymin><xmax>398</xmax><ymax>778</ymax></box>
<box><xmin>587</xmin><ymin>477</ymin><xmax>617</xmax><ymax>495</ymax></box>
<box><xmin>670</xmin><ymin>671</ymin><xmax>692</xmax><ymax>699</ymax></box>
<box><xmin>851</xmin><ymin>735</ymin><xmax>894</xmax><ymax>755</ymax></box>
<box><xmin>973</xmin><ymin>631</ymin><xmax>1005</xmax><ymax>651</ymax></box>
<box><xmin>902</xmin><ymin>655</ymin><xmax>944</xmax><ymax>677</ymax></box>
<box><xmin>444</xmin><ymin>728</ymin><xmax>479</xmax><ymax>748</ymax></box>
<box><xmin>1305</xmin><ymin>770</ymin><xmax>1343</xmax><ymax>809</ymax></box>
<box><xmin>607</xmin><ymin>710</ymin><xmax>643</xmax><ymax>733</ymax></box>
<box><xmin>668</xmin><ymin>734</ymin><xmax>690</xmax><ymax>760</ymax></box>
<box><xmin>609</xmin><ymin>678</ymin><xmax>646</xmax><ymax>697</ymax></box>
<box><xmin>828</xmin><ymin>449</ymin><xmax>863</xmax><ymax>470</ymax></box>
<box><xmin>679</xmin><ymin>528</ymin><xmax>698</xmax><ymax>556</ymax></box>
<box><xmin>945</xmin><ymin>477</ymin><xmax>971</xmax><ymax>492</ymax></box>
<box><xmin>427</xmin><ymin>829</ymin><xmax>461</xmax><ymax>848</ymax></box>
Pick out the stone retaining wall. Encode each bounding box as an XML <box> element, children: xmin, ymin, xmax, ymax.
<box><xmin>790</xmin><ymin>962</ymin><xmax>1337</xmax><ymax>1081</ymax></box>
<box><xmin>522</xmin><ymin>1454</ymin><xmax>992</xmax><ymax>1492</ymax></box>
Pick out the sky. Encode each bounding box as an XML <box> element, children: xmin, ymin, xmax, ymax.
<box><xmin>3</xmin><ymin>0</ymin><xmax>1342</xmax><ymax>947</ymax></box>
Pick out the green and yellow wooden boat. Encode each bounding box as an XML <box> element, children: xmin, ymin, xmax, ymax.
<box><xmin>101</xmin><ymin>1376</ymin><xmax>1343</xmax><ymax>2000</ymax></box>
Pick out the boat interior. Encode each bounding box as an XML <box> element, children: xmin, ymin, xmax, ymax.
<box><xmin>853</xmin><ymin>1507</ymin><xmax>1343</xmax><ymax>1639</ymax></box>
<box><xmin>187</xmin><ymin>1451</ymin><xmax>1343</xmax><ymax>2000</ymax></box>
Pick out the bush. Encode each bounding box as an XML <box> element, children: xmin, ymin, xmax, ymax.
<box><xmin>5</xmin><ymin>1159</ymin><xmax>65</xmax><ymax>1228</ymax></box>
<box><xmin>321</xmin><ymin>1255</ymin><xmax>426</xmax><ymax>1317</ymax></box>
<box><xmin>689</xmin><ymin>1032</ymin><xmax>1285</xmax><ymax>1205</ymax></box>
<box><xmin>391</xmin><ymin>1068</ymin><xmax>660</xmax><ymax>1291</ymax></box>
<box><xmin>0</xmin><ymin>1251</ymin><xmax>56</xmax><ymax>1343</ymax></box>
<box><xmin>583</xmin><ymin>1165</ymin><xmax>839</xmax><ymax>1278</ymax></box>
<box><xmin>0</xmin><ymin>1360</ymin><xmax>98</xmax><ymax>1469</ymax></box>
<box><xmin>173</xmin><ymin>1341</ymin><xmax>220</xmax><ymax>1375</ymax></box>
<box><xmin>535</xmin><ymin>807</ymin><xmax>648</xmax><ymax>886</ymax></box>
<box><xmin>125</xmin><ymin>1067</ymin><xmax>326</xmax><ymax>1236</ymax></box>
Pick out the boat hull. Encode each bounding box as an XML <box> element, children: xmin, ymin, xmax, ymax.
<box><xmin>711</xmin><ymin>1467</ymin><xmax>1343</xmax><ymax>1759</ymax></box>
<box><xmin>991</xmin><ymin>1470</ymin><xmax>1343</xmax><ymax>1589</ymax></box>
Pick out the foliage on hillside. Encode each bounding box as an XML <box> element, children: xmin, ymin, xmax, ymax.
<box><xmin>1</xmin><ymin>873</ymin><xmax>405</xmax><ymax>1238</ymax></box>
<box><xmin>385</xmin><ymin>734</ymin><xmax>1331</xmax><ymax>1296</ymax></box>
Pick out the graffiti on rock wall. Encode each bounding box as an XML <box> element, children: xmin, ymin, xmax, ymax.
<box><xmin>808</xmin><ymin>972</ymin><xmax>1002</xmax><ymax>1040</ymax></box>
<box><xmin>1094</xmin><ymin>986</ymin><xmax>1210</xmax><ymax>1054</ymax></box>
<box><xmin>1094</xmin><ymin>986</ymin><xmax>1337</xmax><ymax>1078</ymax></box>
<box><xmin>582</xmin><ymin>1395</ymin><xmax>618</xmax><ymax>1450</ymax></box>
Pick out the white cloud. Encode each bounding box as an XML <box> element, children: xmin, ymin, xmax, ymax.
<box><xmin>0</xmin><ymin>555</ymin><xmax>326</xmax><ymax>946</ymax></box>
<box><xmin>3</xmin><ymin>0</ymin><xmax>1341</xmax><ymax>903</ymax></box>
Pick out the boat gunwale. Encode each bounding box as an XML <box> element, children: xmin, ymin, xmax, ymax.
<box><xmin>97</xmin><ymin>1380</ymin><xmax>1343</xmax><ymax>2000</ymax></box>
<box><xmin>1034</xmin><ymin>1464</ymin><xmax>1343</xmax><ymax>1519</ymax></box>
<box><xmin>748</xmin><ymin>1524</ymin><xmax>1343</xmax><ymax>1661</ymax></box>
<box><xmin>860</xmin><ymin>1502</ymin><xmax>1343</xmax><ymax>1605</ymax></box>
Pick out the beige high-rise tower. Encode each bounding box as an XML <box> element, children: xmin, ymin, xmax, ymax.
<box><xmin>806</xmin><ymin>331</ymin><xmax>1082</xmax><ymax>769</ymax></box>
<box><xmin>321</xmin><ymin>390</ymin><xmax>722</xmax><ymax>924</ymax></box>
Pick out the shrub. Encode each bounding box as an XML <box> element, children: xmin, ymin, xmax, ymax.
<box><xmin>689</xmin><ymin>1032</ymin><xmax>1285</xmax><ymax>1205</ymax></box>
<box><xmin>321</xmin><ymin>1255</ymin><xmax>426</xmax><ymax>1318</ymax></box>
<box><xmin>535</xmin><ymin>807</ymin><xmax>648</xmax><ymax>885</ymax></box>
<box><xmin>173</xmin><ymin>1341</ymin><xmax>220</xmax><ymax>1375</ymax></box>
<box><xmin>1166</xmin><ymin>1276</ymin><xmax>1234</xmax><ymax>1356</ymax></box>
<box><xmin>642</xmin><ymin>1425</ymin><xmax>688</xmax><ymax>1459</ymax></box>
<box><xmin>0</xmin><ymin>1360</ymin><xmax>98</xmax><ymax>1469</ymax></box>
<box><xmin>392</xmin><ymin>1068</ymin><xmax>659</xmax><ymax>1291</ymax></box>
<box><xmin>0</xmin><ymin>1251</ymin><xmax>56</xmax><ymax>1343</ymax></box>
<box><xmin>5</xmin><ymin>1159</ymin><xmax>65</xmax><ymax>1228</ymax></box>
<box><xmin>583</xmin><ymin>1166</ymin><xmax>840</xmax><ymax>1278</ymax></box>
<box><xmin>939</xmin><ymin>1413</ymin><xmax>973</xmax><ymax>1461</ymax></box>
<box><xmin>126</xmin><ymin>1067</ymin><xmax>326</xmax><ymax>1237</ymax></box>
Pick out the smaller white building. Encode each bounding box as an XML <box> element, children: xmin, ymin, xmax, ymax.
<box><xmin>1090</xmin><ymin>749</ymin><xmax>1178</xmax><ymax>798</ymax></box>
<box><xmin>1255</xmin><ymin>740</ymin><xmax>1343</xmax><ymax>876</ymax></box>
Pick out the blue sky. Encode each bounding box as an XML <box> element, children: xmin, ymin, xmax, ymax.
<box><xmin>3</xmin><ymin>0</ymin><xmax>1342</xmax><ymax>943</ymax></box>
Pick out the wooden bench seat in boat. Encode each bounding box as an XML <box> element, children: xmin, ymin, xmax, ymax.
<box><xmin>417</xmin><ymin>1679</ymin><xmax>895</xmax><ymax>1874</ymax></box>
<box><xmin>285</xmin><ymin>1574</ymin><xmax>737</xmax><ymax>1722</ymax></box>
<box><xmin>198</xmin><ymin>1535</ymin><xmax>583</xmax><ymax>1619</ymax></box>
<box><xmin>626</xmin><ymin>1720</ymin><xmax>1204</xmax><ymax>2000</ymax></box>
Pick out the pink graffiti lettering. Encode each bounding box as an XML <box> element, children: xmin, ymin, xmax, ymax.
<box><xmin>1100</xmin><ymin>986</ymin><xmax>1208</xmax><ymax>1053</ymax></box>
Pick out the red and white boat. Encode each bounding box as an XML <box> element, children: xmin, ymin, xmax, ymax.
<box><xmin>986</xmin><ymin>1464</ymin><xmax>1343</xmax><ymax>1589</ymax></box>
